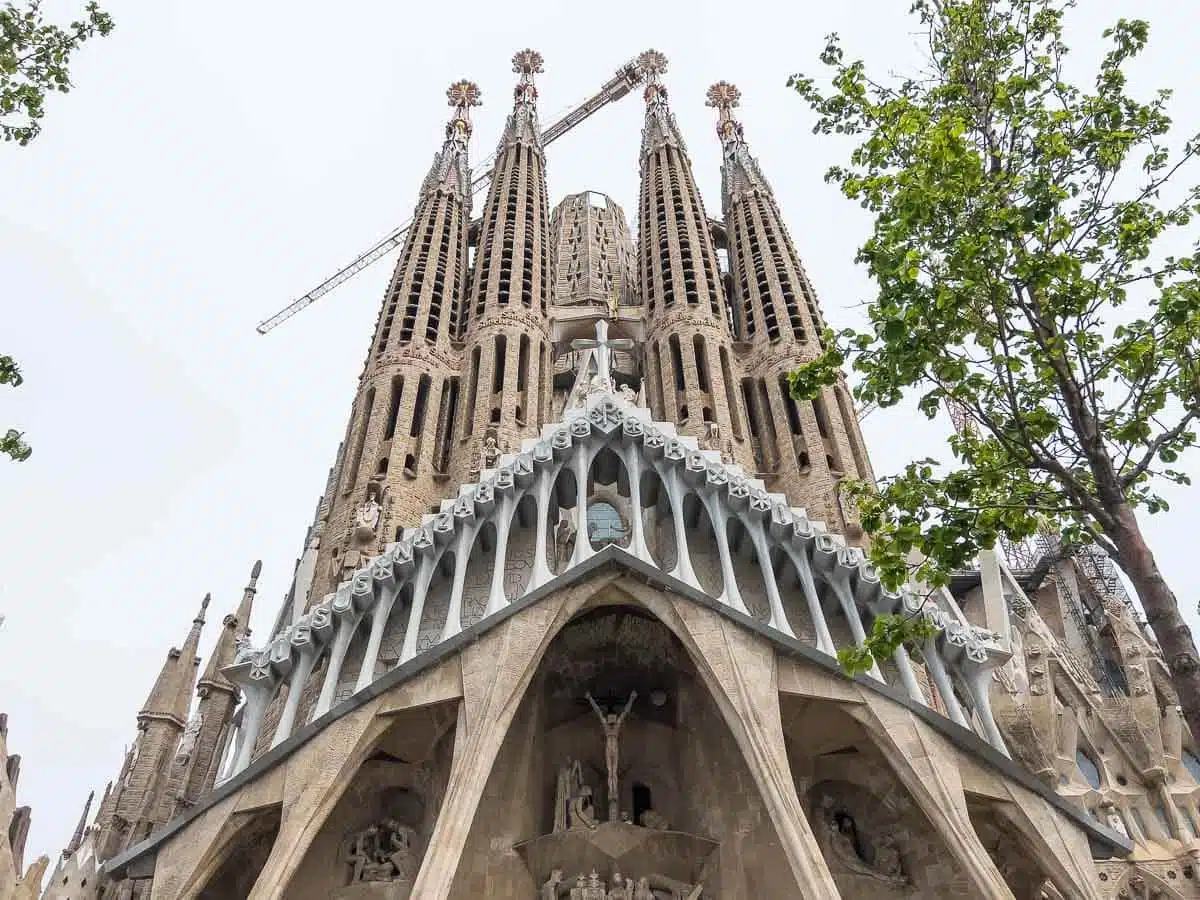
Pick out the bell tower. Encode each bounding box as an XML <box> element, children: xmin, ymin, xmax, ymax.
<box><xmin>635</xmin><ymin>52</ymin><xmax>751</xmax><ymax>468</ymax></box>
<box><xmin>708</xmin><ymin>82</ymin><xmax>874</xmax><ymax>533</ymax></box>
<box><xmin>456</xmin><ymin>50</ymin><xmax>556</xmax><ymax>481</ymax></box>
<box><xmin>306</xmin><ymin>80</ymin><xmax>482</xmax><ymax>608</ymax></box>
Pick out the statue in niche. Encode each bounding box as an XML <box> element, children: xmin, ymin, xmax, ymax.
<box><xmin>586</xmin><ymin>690</ymin><xmax>638</xmax><ymax>821</ymax></box>
<box><xmin>541</xmin><ymin>869</ymin><xmax>565</xmax><ymax>900</ymax></box>
<box><xmin>344</xmin><ymin>819</ymin><xmax>419</xmax><ymax>884</ymax></box>
<box><xmin>618</xmin><ymin>383</ymin><xmax>637</xmax><ymax>405</ymax></box>
<box><xmin>554</xmin><ymin>511</ymin><xmax>577</xmax><ymax>571</ymax></box>
<box><xmin>482</xmin><ymin>435</ymin><xmax>501</xmax><ymax>470</ymax></box>
<box><xmin>633</xmin><ymin>879</ymin><xmax>655</xmax><ymax>900</ymax></box>
<box><xmin>820</xmin><ymin>797</ymin><xmax>907</xmax><ymax>885</ymax></box>
<box><xmin>176</xmin><ymin>712</ymin><xmax>203</xmax><ymax>760</ymax></box>
<box><xmin>354</xmin><ymin>477</ymin><xmax>385</xmax><ymax>542</ymax></box>
<box><xmin>701</xmin><ymin>420</ymin><xmax>720</xmax><ymax>451</ymax></box>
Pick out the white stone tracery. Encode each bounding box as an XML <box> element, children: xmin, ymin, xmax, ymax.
<box><xmin>222</xmin><ymin>325</ymin><xmax>1012</xmax><ymax>777</ymax></box>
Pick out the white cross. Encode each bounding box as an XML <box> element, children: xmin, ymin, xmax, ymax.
<box><xmin>570</xmin><ymin>319</ymin><xmax>633</xmax><ymax>390</ymax></box>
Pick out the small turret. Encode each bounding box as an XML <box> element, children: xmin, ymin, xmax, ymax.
<box><xmin>63</xmin><ymin>789</ymin><xmax>94</xmax><ymax>858</ymax></box>
<box><xmin>139</xmin><ymin>595</ymin><xmax>208</xmax><ymax>728</ymax></box>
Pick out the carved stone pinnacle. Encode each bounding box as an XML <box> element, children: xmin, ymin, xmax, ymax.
<box><xmin>447</xmin><ymin>80</ymin><xmax>482</xmax><ymax>109</ymax></box>
<box><xmin>512</xmin><ymin>49</ymin><xmax>544</xmax><ymax>76</ymax></box>
<box><xmin>706</xmin><ymin>81</ymin><xmax>741</xmax><ymax>110</ymax></box>
<box><xmin>637</xmin><ymin>49</ymin><xmax>668</xmax><ymax>76</ymax></box>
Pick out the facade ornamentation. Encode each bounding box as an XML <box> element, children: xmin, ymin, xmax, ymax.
<box><xmin>586</xmin><ymin>691</ymin><xmax>637</xmax><ymax>822</ymax></box>
<box><xmin>344</xmin><ymin>819</ymin><xmax>419</xmax><ymax>885</ymax></box>
<box><xmin>47</xmin><ymin>49</ymin><xmax>1196</xmax><ymax>900</ymax></box>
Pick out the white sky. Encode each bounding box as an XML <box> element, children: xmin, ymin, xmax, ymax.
<box><xmin>2</xmin><ymin>0</ymin><xmax>1198</xmax><ymax>868</ymax></box>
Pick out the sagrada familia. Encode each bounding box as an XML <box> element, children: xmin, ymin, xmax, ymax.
<box><xmin>3</xmin><ymin>48</ymin><xmax>1198</xmax><ymax>900</ymax></box>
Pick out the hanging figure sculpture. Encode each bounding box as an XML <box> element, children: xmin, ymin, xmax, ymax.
<box><xmin>586</xmin><ymin>690</ymin><xmax>637</xmax><ymax>821</ymax></box>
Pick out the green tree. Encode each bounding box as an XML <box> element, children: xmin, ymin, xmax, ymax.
<box><xmin>2</xmin><ymin>0</ymin><xmax>113</xmax><ymax>460</ymax></box>
<box><xmin>789</xmin><ymin>0</ymin><xmax>1200</xmax><ymax>736</ymax></box>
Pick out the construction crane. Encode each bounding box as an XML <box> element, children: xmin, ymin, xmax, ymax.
<box><xmin>255</xmin><ymin>56</ymin><xmax>649</xmax><ymax>336</ymax></box>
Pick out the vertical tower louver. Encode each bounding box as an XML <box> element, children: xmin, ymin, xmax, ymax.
<box><xmin>307</xmin><ymin>82</ymin><xmax>482</xmax><ymax>608</ymax></box>
<box><xmin>708</xmin><ymin>82</ymin><xmax>874</xmax><ymax>534</ymax></box>
<box><xmin>458</xmin><ymin>50</ymin><xmax>554</xmax><ymax>467</ymax></box>
<box><xmin>636</xmin><ymin>52</ymin><xmax>750</xmax><ymax>463</ymax></box>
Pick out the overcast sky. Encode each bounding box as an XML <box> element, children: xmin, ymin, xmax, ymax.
<box><xmin>2</xmin><ymin>0</ymin><xmax>1198</xmax><ymax>869</ymax></box>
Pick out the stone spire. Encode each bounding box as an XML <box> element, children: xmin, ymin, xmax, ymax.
<box><xmin>635</xmin><ymin>55</ymin><xmax>745</xmax><ymax>463</ymax></box>
<box><xmin>706</xmin><ymin>81</ymin><xmax>772</xmax><ymax>200</ymax></box>
<box><xmin>457</xmin><ymin>48</ymin><xmax>555</xmax><ymax>470</ymax></box>
<box><xmin>421</xmin><ymin>79</ymin><xmax>482</xmax><ymax>202</ymax></box>
<box><xmin>160</xmin><ymin>561</ymin><xmax>263</xmax><ymax>819</ymax></box>
<box><xmin>62</xmin><ymin>789</ymin><xmax>93</xmax><ymax>858</ymax></box>
<box><xmin>199</xmin><ymin>561</ymin><xmax>260</xmax><ymax>692</ymax></box>
<box><xmin>496</xmin><ymin>48</ymin><xmax>544</xmax><ymax>154</ymax></box>
<box><xmin>139</xmin><ymin>594</ymin><xmax>209</xmax><ymax>728</ymax></box>
<box><xmin>708</xmin><ymin>82</ymin><xmax>874</xmax><ymax>534</ymax></box>
<box><xmin>637</xmin><ymin>50</ymin><xmax>686</xmax><ymax>156</ymax></box>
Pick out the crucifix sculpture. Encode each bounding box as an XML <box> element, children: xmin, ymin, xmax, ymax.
<box><xmin>586</xmin><ymin>690</ymin><xmax>637</xmax><ymax>822</ymax></box>
<box><xmin>571</xmin><ymin>319</ymin><xmax>633</xmax><ymax>396</ymax></box>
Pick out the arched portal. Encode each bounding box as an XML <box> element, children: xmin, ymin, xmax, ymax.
<box><xmin>195</xmin><ymin>806</ymin><xmax>281</xmax><ymax>900</ymax></box>
<box><xmin>446</xmin><ymin>603</ymin><xmax>794</xmax><ymax>897</ymax></box>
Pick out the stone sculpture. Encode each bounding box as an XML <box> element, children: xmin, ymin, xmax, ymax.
<box><xmin>344</xmin><ymin>819</ymin><xmax>419</xmax><ymax>884</ymax></box>
<box><xmin>353</xmin><ymin>496</ymin><xmax>382</xmax><ymax>541</ymax></box>
<box><xmin>586</xmin><ymin>690</ymin><xmax>638</xmax><ymax>821</ymax></box>
<box><xmin>482</xmin><ymin>435</ymin><xmax>501</xmax><ymax>470</ymax></box>
<box><xmin>570</xmin><ymin>784</ymin><xmax>599</xmax><ymax>830</ymax></box>
<box><xmin>820</xmin><ymin>798</ymin><xmax>907</xmax><ymax>885</ymax></box>
<box><xmin>608</xmin><ymin>871</ymin><xmax>633</xmax><ymax>899</ymax></box>
<box><xmin>554</xmin><ymin>512</ymin><xmax>577</xmax><ymax>571</ymax></box>
<box><xmin>555</xmin><ymin>759</ymin><xmax>600</xmax><ymax>832</ymax></box>
<box><xmin>583</xmin><ymin>871</ymin><xmax>607</xmax><ymax>900</ymax></box>
<box><xmin>542</xmin><ymin>868</ymin><xmax>565</xmax><ymax>900</ymax></box>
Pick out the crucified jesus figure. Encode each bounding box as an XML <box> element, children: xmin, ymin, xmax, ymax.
<box><xmin>586</xmin><ymin>690</ymin><xmax>637</xmax><ymax>822</ymax></box>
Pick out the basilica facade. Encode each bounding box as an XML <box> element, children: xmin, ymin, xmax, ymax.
<box><xmin>5</xmin><ymin>49</ymin><xmax>1198</xmax><ymax>900</ymax></box>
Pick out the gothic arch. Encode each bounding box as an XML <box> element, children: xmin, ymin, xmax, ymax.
<box><xmin>190</xmin><ymin>806</ymin><xmax>281</xmax><ymax>900</ymax></box>
<box><xmin>277</xmin><ymin>712</ymin><xmax>457</xmax><ymax>900</ymax></box>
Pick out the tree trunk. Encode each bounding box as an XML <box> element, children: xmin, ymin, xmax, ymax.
<box><xmin>1108</xmin><ymin>503</ymin><xmax>1200</xmax><ymax>745</ymax></box>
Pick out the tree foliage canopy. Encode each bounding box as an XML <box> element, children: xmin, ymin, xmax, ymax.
<box><xmin>1</xmin><ymin>0</ymin><xmax>113</xmax><ymax>145</ymax></box>
<box><xmin>788</xmin><ymin>0</ymin><xmax>1200</xmax><ymax>706</ymax></box>
<box><xmin>2</xmin><ymin>0</ymin><xmax>113</xmax><ymax>462</ymax></box>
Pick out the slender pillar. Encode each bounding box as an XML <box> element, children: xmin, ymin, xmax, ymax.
<box><xmin>400</xmin><ymin>553</ymin><xmax>438</xmax><ymax>663</ymax></box>
<box><xmin>786</xmin><ymin>544</ymin><xmax>836</xmax><ymax>655</ymax></box>
<box><xmin>746</xmin><ymin>518</ymin><xmax>795</xmax><ymax>638</ymax></box>
<box><xmin>829</xmin><ymin>575</ymin><xmax>883</xmax><ymax>681</ymax></box>
<box><xmin>700</xmin><ymin>491</ymin><xmax>748</xmax><ymax>615</ymax></box>
<box><xmin>924</xmin><ymin>639</ymin><xmax>970</xmax><ymax>729</ymax></box>
<box><xmin>272</xmin><ymin>650</ymin><xmax>318</xmax><ymax>748</ymax></box>
<box><xmin>312</xmin><ymin>615</ymin><xmax>361</xmax><ymax>720</ymax></box>
<box><xmin>231</xmin><ymin>684</ymin><xmax>273</xmax><ymax>776</ymax></box>
<box><xmin>486</xmin><ymin>494</ymin><xmax>517</xmax><ymax>616</ymax></box>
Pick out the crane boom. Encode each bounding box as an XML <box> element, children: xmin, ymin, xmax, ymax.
<box><xmin>256</xmin><ymin>56</ymin><xmax>648</xmax><ymax>335</ymax></box>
